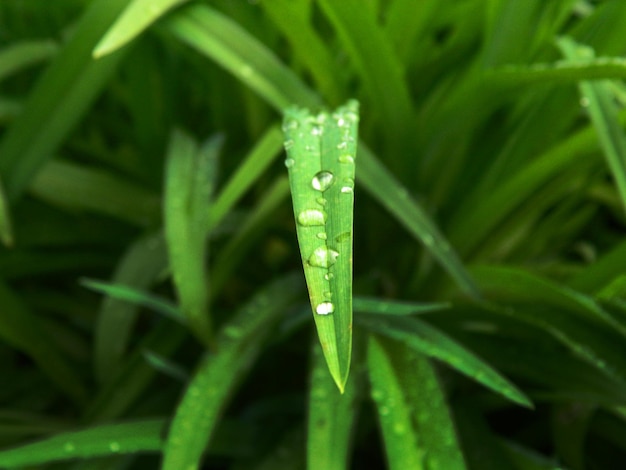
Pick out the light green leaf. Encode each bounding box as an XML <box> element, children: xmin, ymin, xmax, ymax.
<box><xmin>283</xmin><ymin>100</ymin><xmax>358</xmax><ymax>392</ymax></box>
<box><xmin>94</xmin><ymin>0</ymin><xmax>189</xmax><ymax>58</ymax></box>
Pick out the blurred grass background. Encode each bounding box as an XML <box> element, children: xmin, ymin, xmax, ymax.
<box><xmin>2</xmin><ymin>0</ymin><xmax>626</xmax><ymax>468</ymax></box>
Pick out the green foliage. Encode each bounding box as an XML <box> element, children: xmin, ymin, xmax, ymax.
<box><xmin>2</xmin><ymin>1</ymin><xmax>626</xmax><ymax>468</ymax></box>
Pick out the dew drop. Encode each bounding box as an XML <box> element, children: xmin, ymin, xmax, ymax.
<box><xmin>343</xmin><ymin>177</ymin><xmax>355</xmax><ymax>188</ymax></box>
<box><xmin>311</xmin><ymin>126</ymin><xmax>323</xmax><ymax>136</ymax></box>
<box><xmin>312</xmin><ymin>171</ymin><xmax>334</xmax><ymax>191</ymax></box>
<box><xmin>297</xmin><ymin>209</ymin><xmax>326</xmax><ymax>226</ymax></box>
<box><xmin>341</xmin><ymin>186</ymin><xmax>353</xmax><ymax>194</ymax></box>
<box><xmin>316</xmin><ymin>197</ymin><xmax>327</xmax><ymax>206</ymax></box>
<box><xmin>284</xmin><ymin>139</ymin><xmax>294</xmax><ymax>151</ymax></box>
<box><xmin>64</xmin><ymin>442</ymin><xmax>75</xmax><ymax>453</ymax></box>
<box><xmin>308</xmin><ymin>246</ymin><xmax>339</xmax><ymax>268</ymax></box>
<box><xmin>315</xmin><ymin>301</ymin><xmax>335</xmax><ymax>315</ymax></box>
<box><xmin>323</xmin><ymin>291</ymin><xmax>332</xmax><ymax>299</ymax></box>
<box><xmin>316</xmin><ymin>232</ymin><xmax>327</xmax><ymax>240</ymax></box>
<box><xmin>283</xmin><ymin>119</ymin><xmax>298</xmax><ymax>132</ymax></box>
<box><xmin>284</xmin><ymin>158</ymin><xmax>295</xmax><ymax>168</ymax></box>
<box><xmin>337</xmin><ymin>117</ymin><xmax>346</xmax><ymax>127</ymax></box>
<box><xmin>338</xmin><ymin>154</ymin><xmax>354</xmax><ymax>164</ymax></box>
<box><xmin>337</xmin><ymin>141</ymin><xmax>348</xmax><ymax>150</ymax></box>
<box><xmin>109</xmin><ymin>441</ymin><xmax>121</xmax><ymax>452</ymax></box>
<box><xmin>324</xmin><ymin>272</ymin><xmax>334</xmax><ymax>281</ymax></box>
<box><xmin>393</xmin><ymin>422</ymin><xmax>406</xmax><ymax>435</ymax></box>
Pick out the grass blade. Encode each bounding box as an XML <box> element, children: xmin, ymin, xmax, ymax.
<box><xmin>162</xmin><ymin>274</ymin><xmax>302</xmax><ymax>469</ymax></box>
<box><xmin>207</xmin><ymin>125</ymin><xmax>283</xmax><ymax>232</ymax></box>
<box><xmin>307</xmin><ymin>338</ymin><xmax>360</xmax><ymax>470</ymax></box>
<box><xmin>0</xmin><ymin>419</ymin><xmax>165</xmax><ymax>467</ymax></box>
<box><xmin>283</xmin><ymin>100</ymin><xmax>358</xmax><ymax>392</ymax></box>
<box><xmin>357</xmin><ymin>145</ymin><xmax>479</xmax><ymax>297</ymax></box>
<box><xmin>353</xmin><ymin>297</ymin><xmax>450</xmax><ymax>316</ymax></box>
<box><xmin>80</xmin><ymin>278</ymin><xmax>184</xmax><ymax>325</ymax></box>
<box><xmin>358</xmin><ymin>314</ymin><xmax>531</xmax><ymax>408</ymax></box>
<box><xmin>93</xmin><ymin>0</ymin><xmax>189</xmax><ymax>58</ymax></box>
<box><xmin>164</xmin><ymin>130</ymin><xmax>222</xmax><ymax>346</ymax></box>
<box><xmin>165</xmin><ymin>4</ymin><xmax>320</xmax><ymax>110</ymax></box>
<box><xmin>368</xmin><ymin>336</ymin><xmax>466</xmax><ymax>469</ymax></box>
<box><xmin>0</xmin><ymin>0</ymin><xmax>129</xmax><ymax>200</ymax></box>
<box><xmin>558</xmin><ymin>36</ymin><xmax>626</xmax><ymax>215</ymax></box>
<box><xmin>93</xmin><ymin>231</ymin><xmax>169</xmax><ymax>384</ymax></box>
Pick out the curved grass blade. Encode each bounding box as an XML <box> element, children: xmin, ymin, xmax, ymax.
<box><xmin>141</xmin><ymin>349</ymin><xmax>189</xmax><ymax>382</ymax></box>
<box><xmin>94</xmin><ymin>0</ymin><xmax>189</xmax><ymax>58</ymax></box>
<box><xmin>307</xmin><ymin>336</ymin><xmax>361</xmax><ymax>470</ymax></box>
<box><xmin>358</xmin><ymin>314</ymin><xmax>531</xmax><ymax>408</ymax></box>
<box><xmin>164</xmin><ymin>130</ymin><xmax>222</xmax><ymax>346</ymax></box>
<box><xmin>0</xmin><ymin>40</ymin><xmax>58</xmax><ymax>82</ymax></box>
<box><xmin>0</xmin><ymin>0</ymin><xmax>129</xmax><ymax>201</ymax></box>
<box><xmin>357</xmin><ymin>145</ymin><xmax>479</xmax><ymax>297</ymax></box>
<box><xmin>165</xmin><ymin>4</ymin><xmax>321</xmax><ymax>111</ymax></box>
<box><xmin>0</xmin><ymin>419</ymin><xmax>165</xmax><ymax>467</ymax></box>
<box><xmin>162</xmin><ymin>274</ymin><xmax>302</xmax><ymax>470</ymax></box>
<box><xmin>165</xmin><ymin>3</ymin><xmax>476</xmax><ymax>298</ymax></box>
<box><xmin>367</xmin><ymin>336</ymin><xmax>466</xmax><ymax>470</ymax></box>
<box><xmin>558</xmin><ymin>36</ymin><xmax>626</xmax><ymax>215</ymax></box>
<box><xmin>207</xmin><ymin>124</ymin><xmax>283</xmax><ymax>232</ymax></box>
<box><xmin>93</xmin><ymin>231</ymin><xmax>169</xmax><ymax>384</ymax></box>
<box><xmin>80</xmin><ymin>278</ymin><xmax>184</xmax><ymax>325</ymax></box>
<box><xmin>283</xmin><ymin>101</ymin><xmax>358</xmax><ymax>392</ymax></box>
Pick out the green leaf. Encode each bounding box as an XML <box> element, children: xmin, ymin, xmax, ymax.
<box><xmin>162</xmin><ymin>274</ymin><xmax>302</xmax><ymax>470</ymax></box>
<box><xmin>283</xmin><ymin>100</ymin><xmax>358</xmax><ymax>392</ymax></box>
<box><xmin>353</xmin><ymin>296</ymin><xmax>450</xmax><ymax>316</ymax></box>
<box><xmin>80</xmin><ymin>278</ymin><xmax>184</xmax><ymax>325</ymax></box>
<box><xmin>0</xmin><ymin>419</ymin><xmax>165</xmax><ymax>467</ymax></box>
<box><xmin>558</xmin><ymin>36</ymin><xmax>626</xmax><ymax>215</ymax></box>
<box><xmin>367</xmin><ymin>336</ymin><xmax>466</xmax><ymax>470</ymax></box>
<box><xmin>358</xmin><ymin>314</ymin><xmax>532</xmax><ymax>408</ymax></box>
<box><xmin>164</xmin><ymin>130</ymin><xmax>222</xmax><ymax>345</ymax></box>
<box><xmin>307</xmin><ymin>338</ymin><xmax>360</xmax><ymax>470</ymax></box>
<box><xmin>94</xmin><ymin>0</ymin><xmax>189</xmax><ymax>58</ymax></box>
<box><xmin>166</xmin><ymin>4</ymin><xmax>321</xmax><ymax>111</ymax></box>
<box><xmin>0</xmin><ymin>0</ymin><xmax>129</xmax><ymax>200</ymax></box>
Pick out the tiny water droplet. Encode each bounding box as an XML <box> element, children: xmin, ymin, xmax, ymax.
<box><xmin>64</xmin><ymin>442</ymin><xmax>75</xmax><ymax>453</ymax></box>
<box><xmin>109</xmin><ymin>441</ymin><xmax>121</xmax><ymax>452</ymax></box>
<box><xmin>336</xmin><ymin>117</ymin><xmax>346</xmax><ymax>127</ymax></box>
<box><xmin>297</xmin><ymin>209</ymin><xmax>326</xmax><ymax>226</ymax></box>
<box><xmin>337</xmin><ymin>141</ymin><xmax>348</xmax><ymax>150</ymax></box>
<box><xmin>323</xmin><ymin>291</ymin><xmax>332</xmax><ymax>299</ymax></box>
<box><xmin>335</xmin><ymin>232</ymin><xmax>351</xmax><ymax>243</ymax></box>
<box><xmin>379</xmin><ymin>406</ymin><xmax>390</xmax><ymax>416</ymax></box>
<box><xmin>315</xmin><ymin>301</ymin><xmax>335</xmax><ymax>315</ymax></box>
<box><xmin>312</xmin><ymin>171</ymin><xmax>334</xmax><ymax>191</ymax></box>
<box><xmin>324</xmin><ymin>272</ymin><xmax>334</xmax><ymax>280</ymax></box>
<box><xmin>343</xmin><ymin>177</ymin><xmax>355</xmax><ymax>188</ymax></box>
<box><xmin>371</xmin><ymin>389</ymin><xmax>384</xmax><ymax>401</ymax></box>
<box><xmin>338</xmin><ymin>154</ymin><xmax>354</xmax><ymax>164</ymax></box>
<box><xmin>341</xmin><ymin>186</ymin><xmax>353</xmax><ymax>194</ymax></box>
<box><xmin>311</xmin><ymin>126</ymin><xmax>323</xmax><ymax>136</ymax></box>
<box><xmin>283</xmin><ymin>119</ymin><xmax>298</xmax><ymax>131</ymax></box>
<box><xmin>393</xmin><ymin>422</ymin><xmax>406</xmax><ymax>435</ymax></box>
<box><xmin>308</xmin><ymin>246</ymin><xmax>339</xmax><ymax>268</ymax></box>
<box><xmin>239</xmin><ymin>65</ymin><xmax>253</xmax><ymax>78</ymax></box>
<box><xmin>224</xmin><ymin>326</ymin><xmax>243</xmax><ymax>338</ymax></box>
<box><xmin>316</xmin><ymin>232</ymin><xmax>327</xmax><ymax>240</ymax></box>
<box><xmin>284</xmin><ymin>158</ymin><xmax>295</xmax><ymax>168</ymax></box>
<box><xmin>316</xmin><ymin>197</ymin><xmax>327</xmax><ymax>206</ymax></box>
<box><xmin>422</xmin><ymin>233</ymin><xmax>434</xmax><ymax>246</ymax></box>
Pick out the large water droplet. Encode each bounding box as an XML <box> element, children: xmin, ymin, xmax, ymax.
<box><xmin>312</xmin><ymin>171</ymin><xmax>334</xmax><ymax>191</ymax></box>
<box><xmin>315</xmin><ymin>301</ymin><xmax>335</xmax><ymax>315</ymax></box>
<box><xmin>308</xmin><ymin>246</ymin><xmax>339</xmax><ymax>268</ymax></box>
<box><xmin>297</xmin><ymin>209</ymin><xmax>326</xmax><ymax>226</ymax></box>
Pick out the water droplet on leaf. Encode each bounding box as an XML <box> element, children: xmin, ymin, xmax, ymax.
<box><xmin>315</xmin><ymin>301</ymin><xmax>335</xmax><ymax>315</ymax></box>
<box><xmin>308</xmin><ymin>246</ymin><xmax>339</xmax><ymax>268</ymax></box>
<box><xmin>297</xmin><ymin>209</ymin><xmax>326</xmax><ymax>226</ymax></box>
<box><xmin>338</xmin><ymin>154</ymin><xmax>354</xmax><ymax>164</ymax></box>
<box><xmin>284</xmin><ymin>158</ymin><xmax>295</xmax><ymax>168</ymax></box>
<box><xmin>312</xmin><ymin>171</ymin><xmax>334</xmax><ymax>191</ymax></box>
